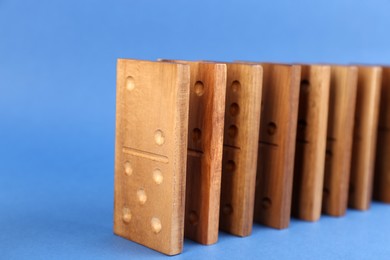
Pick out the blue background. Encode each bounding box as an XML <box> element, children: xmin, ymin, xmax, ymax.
<box><xmin>1</xmin><ymin>0</ymin><xmax>390</xmax><ymax>259</ymax></box>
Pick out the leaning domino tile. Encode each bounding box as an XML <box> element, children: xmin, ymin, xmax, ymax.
<box><xmin>322</xmin><ymin>66</ymin><xmax>358</xmax><ymax>217</ymax></box>
<box><xmin>349</xmin><ymin>66</ymin><xmax>382</xmax><ymax>210</ymax></box>
<box><xmin>292</xmin><ymin>65</ymin><xmax>330</xmax><ymax>221</ymax></box>
<box><xmin>113</xmin><ymin>59</ymin><xmax>190</xmax><ymax>255</ymax></box>
<box><xmin>159</xmin><ymin>59</ymin><xmax>227</xmax><ymax>245</ymax></box>
<box><xmin>374</xmin><ymin>67</ymin><xmax>390</xmax><ymax>203</ymax></box>
<box><xmin>218</xmin><ymin>62</ymin><xmax>263</xmax><ymax>236</ymax></box>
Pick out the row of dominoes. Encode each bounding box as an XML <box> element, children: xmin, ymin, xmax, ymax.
<box><xmin>113</xmin><ymin>59</ymin><xmax>390</xmax><ymax>255</ymax></box>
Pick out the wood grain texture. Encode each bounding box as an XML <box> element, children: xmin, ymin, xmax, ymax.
<box><xmin>252</xmin><ymin>63</ymin><xmax>301</xmax><ymax>229</ymax></box>
<box><xmin>218</xmin><ymin>63</ymin><xmax>262</xmax><ymax>236</ymax></box>
<box><xmin>348</xmin><ymin>66</ymin><xmax>382</xmax><ymax>210</ymax></box>
<box><xmin>292</xmin><ymin>65</ymin><xmax>330</xmax><ymax>221</ymax></box>
<box><xmin>374</xmin><ymin>67</ymin><xmax>390</xmax><ymax>203</ymax></box>
<box><xmin>322</xmin><ymin>66</ymin><xmax>358</xmax><ymax>217</ymax></box>
<box><xmin>179</xmin><ymin>61</ymin><xmax>226</xmax><ymax>245</ymax></box>
<box><xmin>113</xmin><ymin>59</ymin><xmax>190</xmax><ymax>255</ymax></box>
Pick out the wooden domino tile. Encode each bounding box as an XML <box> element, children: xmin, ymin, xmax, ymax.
<box><xmin>176</xmin><ymin>61</ymin><xmax>227</xmax><ymax>245</ymax></box>
<box><xmin>348</xmin><ymin>66</ymin><xmax>382</xmax><ymax>210</ymax></box>
<box><xmin>322</xmin><ymin>66</ymin><xmax>358</xmax><ymax>217</ymax></box>
<box><xmin>218</xmin><ymin>63</ymin><xmax>263</xmax><ymax>236</ymax></box>
<box><xmin>292</xmin><ymin>65</ymin><xmax>331</xmax><ymax>221</ymax></box>
<box><xmin>113</xmin><ymin>59</ymin><xmax>190</xmax><ymax>255</ymax></box>
<box><xmin>374</xmin><ymin>67</ymin><xmax>390</xmax><ymax>203</ymax></box>
<box><xmin>253</xmin><ymin>63</ymin><xmax>301</xmax><ymax>229</ymax></box>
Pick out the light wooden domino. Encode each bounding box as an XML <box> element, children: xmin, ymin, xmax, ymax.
<box><xmin>218</xmin><ymin>63</ymin><xmax>263</xmax><ymax>236</ymax></box>
<box><xmin>374</xmin><ymin>67</ymin><xmax>390</xmax><ymax>203</ymax></box>
<box><xmin>348</xmin><ymin>66</ymin><xmax>382</xmax><ymax>210</ymax></box>
<box><xmin>252</xmin><ymin>63</ymin><xmax>301</xmax><ymax>229</ymax></box>
<box><xmin>322</xmin><ymin>66</ymin><xmax>358</xmax><ymax>217</ymax></box>
<box><xmin>113</xmin><ymin>59</ymin><xmax>190</xmax><ymax>255</ymax></box>
<box><xmin>292</xmin><ymin>65</ymin><xmax>331</xmax><ymax>221</ymax></box>
<box><xmin>181</xmin><ymin>61</ymin><xmax>227</xmax><ymax>245</ymax></box>
<box><xmin>159</xmin><ymin>60</ymin><xmax>227</xmax><ymax>245</ymax></box>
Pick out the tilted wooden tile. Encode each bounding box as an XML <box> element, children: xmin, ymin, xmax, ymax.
<box><xmin>253</xmin><ymin>63</ymin><xmax>301</xmax><ymax>229</ymax></box>
<box><xmin>322</xmin><ymin>66</ymin><xmax>358</xmax><ymax>217</ymax></box>
<box><xmin>292</xmin><ymin>65</ymin><xmax>331</xmax><ymax>222</ymax></box>
<box><xmin>349</xmin><ymin>66</ymin><xmax>382</xmax><ymax>210</ymax></box>
<box><xmin>113</xmin><ymin>59</ymin><xmax>190</xmax><ymax>255</ymax></box>
<box><xmin>218</xmin><ymin>63</ymin><xmax>263</xmax><ymax>236</ymax></box>
<box><xmin>374</xmin><ymin>67</ymin><xmax>390</xmax><ymax>203</ymax></box>
<box><xmin>171</xmin><ymin>61</ymin><xmax>226</xmax><ymax>245</ymax></box>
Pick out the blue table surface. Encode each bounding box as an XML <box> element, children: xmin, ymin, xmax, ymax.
<box><xmin>2</xmin><ymin>157</ymin><xmax>390</xmax><ymax>259</ymax></box>
<box><xmin>1</xmin><ymin>0</ymin><xmax>390</xmax><ymax>259</ymax></box>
